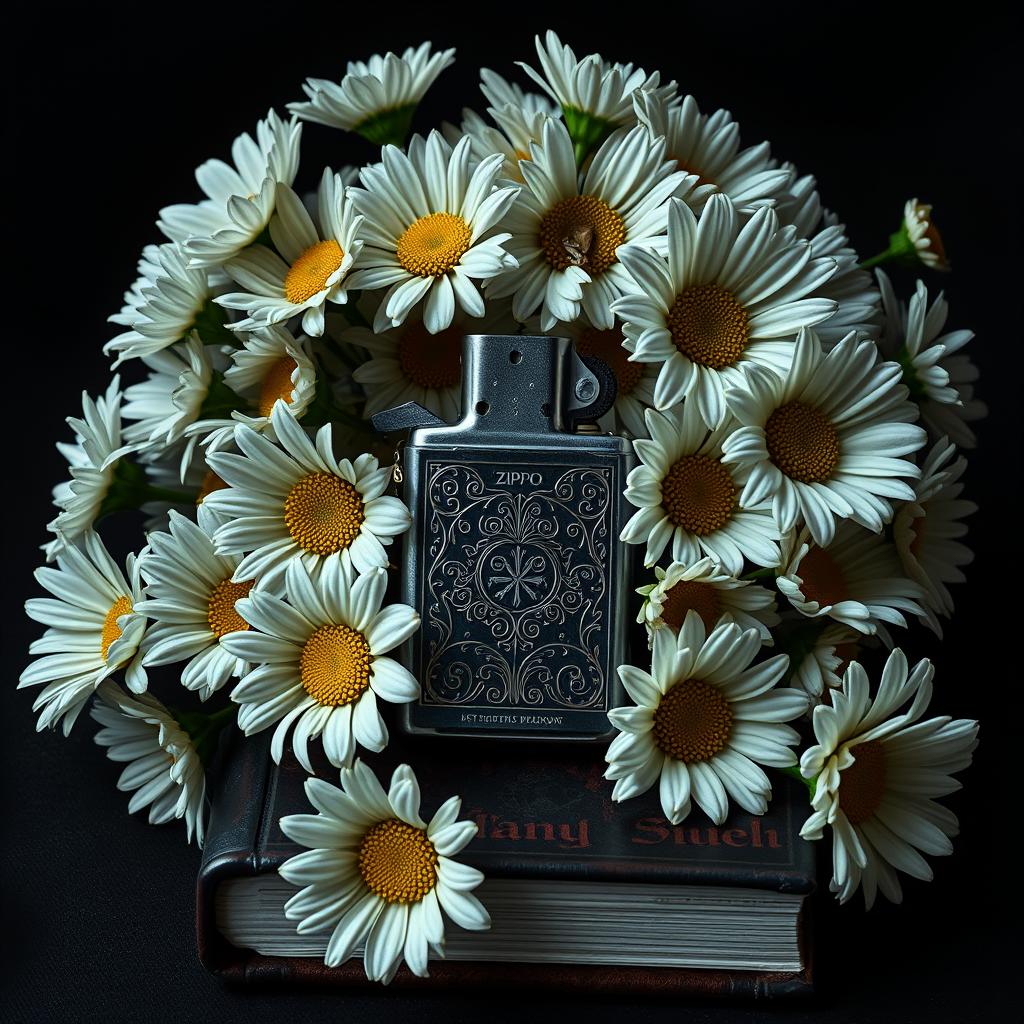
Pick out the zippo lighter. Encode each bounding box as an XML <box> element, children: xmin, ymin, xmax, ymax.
<box><xmin>373</xmin><ymin>334</ymin><xmax>636</xmax><ymax>742</ymax></box>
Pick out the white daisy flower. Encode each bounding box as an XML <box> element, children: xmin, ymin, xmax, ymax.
<box><xmin>136</xmin><ymin>508</ymin><xmax>257</xmax><ymax>700</ymax></box>
<box><xmin>346</xmin><ymin>132</ymin><xmax>519</xmax><ymax>335</ymax></box>
<box><xmin>722</xmin><ymin>328</ymin><xmax>927</xmax><ymax>546</ymax></box>
<box><xmin>778</xmin><ymin>173</ymin><xmax>881</xmax><ymax>345</ymax></box>
<box><xmin>478</xmin><ymin>68</ymin><xmax>559</xmax><ymax>117</ymax></box>
<box><xmin>560</xmin><ymin>317</ymin><xmax>657</xmax><ymax>437</ymax></box>
<box><xmin>877</xmin><ymin>269</ymin><xmax>985</xmax><ymax>448</ymax></box>
<box><xmin>799</xmin><ymin>649</ymin><xmax>978</xmax><ymax>908</ymax></box>
<box><xmin>183</xmin><ymin>324</ymin><xmax>320</xmax><ymax>458</ymax></box>
<box><xmin>220</xmin><ymin>559</ymin><xmax>420</xmax><ymax>771</ymax></box>
<box><xmin>613</xmin><ymin>195</ymin><xmax>839</xmax><ymax>427</ymax></box>
<box><xmin>637</xmin><ymin>557</ymin><xmax>779</xmax><ymax>644</ymax></box>
<box><xmin>205</xmin><ymin>402</ymin><xmax>411</xmax><ymax>585</ymax></box>
<box><xmin>216</xmin><ymin>169</ymin><xmax>363</xmax><ymax>337</ymax></box>
<box><xmin>105</xmin><ymin>243</ymin><xmax>224</xmax><ymax>366</ymax></box>
<box><xmin>620</xmin><ymin>402</ymin><xmax>781</xmax><ymax>575</ymax></box>
<box><xmin>91</xmin><ymin>683</ymin><xmax>207</xmax><ymax>846</ymax></box>
<box><xmin>455</xmin><ymin>103</ymin><xmax>553</xmax><ymax>184</ymax></box>
<box><xmin>900</xmin><ymin>199</ymin><xmax>949</xmax><ymax>271</ymax></box>
<box><xmin>893</xmin><ymin>438</ymin><xmax>975</xmax><ymax>635</ymax></box>
<box><xmin>776</xmin><ymin>523</ymin><xmax>926</xmax><ymax>637</ymax></box>
<box><xmin>349</xmin><ymin>301</ymin><xmax>517</xmax><ymax>424</ymax></box>
<box><xmin>21</xmin><ymin>532</ymin><xmax>148</xmax><ymax>734</ymax></box>
<box><xmin>158</xmin><ymin>109</ymin><xmax>302</xmax><ymax>267</ymax></box>
<box><xmin>784</xmin><ymin>621</ymin><xmax>863</xmax><ymax>700</ymax></box>
<box><xmin>634</xmin><ymin>91</ymin><xmax>793</xmax><ymax>214</ymax></box>
<box><xmin>518</xmin><ymin>31</ymin><xmax>672</xmax><ymax>156</ymax></box>
<box><xmin>605</xmin><ymin>615</ymin><xmax>807</xmax><ymax>824</ymax></box>
<box><xmin>288</xmin><ymin>43</ymin><xmax>456</xmax><ymax>145</ymax></box>
<box><xmin>120</xmin><ymin>333</ymin><xmax>224</xmax><ymax>459</ymax></box>
<box><xmin>488</xmin><ymin>119</ymin><xmax>694</xmax><ymax>331</ymax></box>
<box><xmin>46</xmin><ymin>377</ymin><xmax>131</xmax><ymax>559</ymax></box>
<box><xmin>279</xmin><ymin>759</ymin><xmax>489</xmax><ymax>981</ymax></box>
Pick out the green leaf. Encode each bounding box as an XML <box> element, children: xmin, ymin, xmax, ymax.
<box><xmin>197</xmin><ymin>369</ymin><xmax>244</xmax><ymax>421</ymax></box>
<box><xmin>193</xmin><ymin>299</ymin><xmax>240</xmax><ymax>348</ymax></box>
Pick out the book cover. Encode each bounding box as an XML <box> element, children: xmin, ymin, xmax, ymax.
<box><xmin>198</xmin><ymin>730</ymin><xmax>815</xmax><ymax>996</ymax></box>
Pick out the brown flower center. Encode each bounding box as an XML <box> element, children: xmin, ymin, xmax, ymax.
<box><xmin>398</xmin><ymin>321</ymin><xmax>462</xmax><ymax>390</ymax></box>
<box><xmin>653</xmin><ymin>679</ymin><xmax>734</xmax><ymax>763</ymax></box>
<box><xmin>796</xmin><ymin>546</ymin><xmax>847</xmax><ymax>607</ymax></box>
<box><xmin>765</xmin><ymin>401</ymin><xmax>840</xmax><ymax>483</ymax></box>
<box><xmin>661</xmin><ymin>455</ymin><xmax>736</xmax><ymax>535</ymax></box>
<box><xmin>659</xmin><ymin>580</ymin><xmax>723</xmax><ymax>631</ymax></box>
<box><xmin>839</xmin><ymin>740</ymin><xmax>887</xmax><ymax>825</ymax></box>
<box><xmin>667</xmin><ymin>285</ymin><xmax>749</xmax><ymax>369</ymax></box>
<box><xmin>539</xmin><ymin>195</ymin><xmax>626</xmax><ymax>275</ymax></box>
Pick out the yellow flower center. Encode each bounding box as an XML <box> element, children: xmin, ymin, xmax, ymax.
<box><xmin>661</xmin><ymin>455</ymin><xmax>736</xmax><ymax>535</ymax></box>
<box><xmin>196</xmin><ymin>469</ymin><xmax>229</xmax><ymax>504</ymax></box>
<box><xmin>653</xmin><ymin>679</ymin><xmax>734</xmax><ymax>763</ymax></box>
<box><xmin>667</xmin><ymin>285</ymin><xmax>749</xmax><ymax>369</ymax></box>
<box><xmin>358</xmin><ymin>817</ymin><xmax>439</xmax><ymax>904</ymax></box>
<box><xmin>258</xmin><ymin>356</ymin><xmax>298</xmax><ymax>418</ymax></box>
<box><xmin>659</xmin><ymin>580</ymin><xmax>722</xmax><ymax>631</ymax></box>
<box><xmin>284</xmin><ymin>239</ymin><xmax>344</xmax><ymax>304</ymax></box>
<box><xmin>101</xmin><ymin>596</ymin><xmax>133</xmax><ymax>662</ymax></box>
<box><xmin>397</xmin><ymin>212</ymin><xmax>473</xmax><ymax>278</ymax></box>
<box><xmin>765</xmin><ymin>401</ymin><xmax>840</xmax><ymax>483</ymax></box>
<box><xmin>839</xmin><ymin>740</ymin><xmax>887</xmax><ymax>825</ymax></box>
<box><xmin>796</xmin><ymin>546</ymin><xmax>847</xmax><ymax>608</ymax></box>
<box><xmin>206</xmin><ymin>578</ymin><xmax>254</xmax><ymax>638</ymax></box>
<box><xmin>398</xmin><ymin>321</ymin><xmax>462</xmax><ymax>390</ymax></box>
<box><xmin>284</xmin><ymin>472</ymin><xmax>365</xmax><ymax>555</ymax></box>
<box><xmin>299</xmin><ymin>623</ymin><xmax>372</xmax><ymax>706</ymax></box>
<box><xmin>573</xmin><ymin>328</ymin><xmax>643</xmax><ymax>396</ymax></box>
<box><xmin>539</xmin><ymin>195</ymin><xmax>626</xmax><ymax>275</ymax></box>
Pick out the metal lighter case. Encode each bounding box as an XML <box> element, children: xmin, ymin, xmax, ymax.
<box><xmin>372</xmin><ymin>334</ymin><xmax>636</xmax><ymax>742</ymax></box>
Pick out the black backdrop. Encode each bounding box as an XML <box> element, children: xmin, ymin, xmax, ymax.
<box><xmin>3</xmin><ymin>3</ymin><xmax>1021</xmax><ymax>1021</ymax></box>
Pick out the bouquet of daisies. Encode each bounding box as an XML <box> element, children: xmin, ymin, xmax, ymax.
<box><xmin>23</xmin><ymin>31</ymin><xmax>983</xmax><ymax>984</ymax></box>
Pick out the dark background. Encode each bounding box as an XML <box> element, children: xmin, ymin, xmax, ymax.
<box><xmin>3</xmin><ymin>3</ymin><xmax>1021</xmax><ymax>1021</ymax></box>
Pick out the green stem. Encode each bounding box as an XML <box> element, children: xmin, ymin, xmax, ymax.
<box><xmin>779</xmin><ymin>764</ymin><xmax>817</xmax><ymax>799</ymax></box>
<box><xmin>741</xmin><ymin>567</ymin><xmax>777</xmax><ymax>582</ymax></box>
<box><xmin>143</xmin><ymin>484</ymin><xmax>196</xmax><ymax>506</ymax></box>
<box><xmin>173</xmin><ymin>705</ymin><xmax>236</xmax><ymax>769</ymax></box>
<box><xmin>859</xmin><ymin>227</ymin><xmax>915</xmax><ymax>270</ymax></box>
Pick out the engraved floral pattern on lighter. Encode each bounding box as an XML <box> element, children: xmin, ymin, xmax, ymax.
<box><xmin>421</xmin><ymin>462</ymin><xmax>613</xmax><ymax>709</ymax></box>
<box><xmin>486</xmin><ymin>543</ymin><xmax>550</xmax><ymax>608</ymax></box>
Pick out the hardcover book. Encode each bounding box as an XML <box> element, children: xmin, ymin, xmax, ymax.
<box><xmin>198</xmin><ymin>731</ymin><xmax>815</xmax><ymax>997</ymax></box>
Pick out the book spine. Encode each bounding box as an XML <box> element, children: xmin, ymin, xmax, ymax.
<box><xmin>195</xmin><ymin>731</ymin><xmax>275</xmax><ymax>977</ymax></box>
